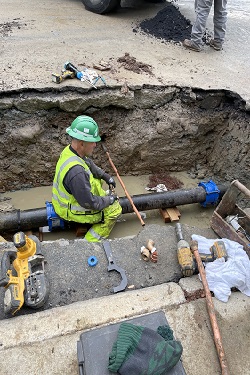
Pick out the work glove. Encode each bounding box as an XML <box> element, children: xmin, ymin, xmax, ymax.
<box><xmin>109</xmin><ymin>194</ymin><xmax>118</xmax><ymax>205</ymax></box>
<box><xmin>108</xmin><ymin>177</ymin><xmax>116</xmax><ymax>189</ymax></box>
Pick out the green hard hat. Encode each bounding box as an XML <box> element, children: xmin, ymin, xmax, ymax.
<box><xmin>66</xmin><ymin>116</ymin><xmax>101</xmax><ymax>142</ymax></box>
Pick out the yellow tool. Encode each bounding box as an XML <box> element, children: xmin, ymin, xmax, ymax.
<box><xmin>52</xmin><ymin>69</ymin><xmax>75</xmax><ymax>84</ymax></box>
<box><xmin>210</xmin><ymin>240</ymin><xmax>228</xmax><ymax>261</ymax></box>
<box><xmin>0</xmin><ymin>231</ymin><xmax>49</xmax><ymax>317</ymax></box>
<box><xmin>198</xmin><ymin>240</ymin><xmax>228</xmax><ymax>263</ymax></box>
<box><xmin>175</xmin><ymin>223</ymin><xmax>195</xmax><ymax>277</ymax></box>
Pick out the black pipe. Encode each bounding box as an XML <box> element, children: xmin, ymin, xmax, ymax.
<box><xmin>0</xmin><ymin>184</ymin><xmax>228</xmax><ymax>232</ymax></box>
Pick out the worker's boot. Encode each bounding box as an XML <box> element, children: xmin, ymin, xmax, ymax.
<box><xmin>209</xmin><ymin>39</ymin><xmax>223</xmax><ymax>51</ymax></box>
<box><xmin>182</xmin><ymin>39</ymin><xmax>201</xmax><ymax>52</ymax></box>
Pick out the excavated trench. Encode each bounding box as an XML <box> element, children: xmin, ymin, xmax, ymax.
<box><xmin>0</xmin><ymin>85</ymin><xmax>249</xmax><ymax>320</ymax></box>
<box><xmin>0</xmin><ymin>85</ymin><xmax>249</xmax><ymax>193</ymax></box>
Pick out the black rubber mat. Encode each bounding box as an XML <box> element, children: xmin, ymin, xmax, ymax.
<box><xmin>77</xmin><ymin>310</ymin><xmax>186</xmax><ymax>375</ymax></box>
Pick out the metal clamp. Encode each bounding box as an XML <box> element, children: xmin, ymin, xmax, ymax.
<box><xmin>198</xmin><ymin>180</ymin><xmax>220</xmax><ymax>207</ymax></box>
<box><xmin>45</xmin><ymin>201</ymin><xmax>64</xmax><ymax>231</ymax></box>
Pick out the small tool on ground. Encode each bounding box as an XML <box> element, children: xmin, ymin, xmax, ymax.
<box><xmin>51</xmin><ymin>70</ymin><xmax>75</xmax><ymax>84</ymax></box>
<box><xmin>64</xmin><ymin>61</ymin><xmax>106</xmax><ymax>89</ymax></box>
<box><xmin>103</xmin><ymin>240</ymin><xmax>127</xmax><ymax>293</ymax></box>
<box><xmin>175</xmin><ymin>223</ymin><xmax>195</xmax><ymax>276</ymax></box>
<box><xmin>190</xmin><ymin>240</ymin><xmax>230</xmax><ymax>375</ymax></box>
<box><xmin>102</xmin><ymin>143</ymin><xmax>145</xmax><ymax>226</ymax></box>
<box><xmin>0</xmin><ymin>231</ymin><xmax>49</xmax><ymax>316</ymax></box>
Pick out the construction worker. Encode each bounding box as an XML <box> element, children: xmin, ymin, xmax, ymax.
<box><xmin>52</xmin><ymin>115</ymin><xmax>122</xmax><ymax>242</ymax></box>
<box><xmin>182</xmin><ymin>0</ymin><xmax>228</xmax><ymax>52</ymax></box>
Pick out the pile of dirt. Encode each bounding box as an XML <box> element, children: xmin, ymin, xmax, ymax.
<box><xmin>137</xmin><ymin>2</ymin><xmax>192</xmax><ymax>43</ymax></box>
<box><xmin>117</xmin><ymin>52</ymin><xmax>153</xmax><ymax>75</ymax></box>
<box><xmin>147</xmin><ymin>173</ymin><xmax>184</xmax><ymax>190</ymax></box>
<box><xmin>136</xmin><ymin>2</ymin><xmax>213</xmax><ymax>44</ymax></box>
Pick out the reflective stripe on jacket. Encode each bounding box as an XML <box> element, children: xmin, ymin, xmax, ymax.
<box><xmin>52</xmin><ymin>145</ymin><xmax>103</xmax><ymax>223</ymax></box>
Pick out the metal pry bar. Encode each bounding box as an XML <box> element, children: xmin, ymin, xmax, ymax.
<box><xmin>102</xmin><ymin>240</ymin><xmax>127</xmax><ymax>293</ymax></box>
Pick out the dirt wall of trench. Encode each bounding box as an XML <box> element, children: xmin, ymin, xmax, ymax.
<box><xmin>0</xmin><ymin>85</ymin><xmax>249</xmax><ymax>192</ymax></box>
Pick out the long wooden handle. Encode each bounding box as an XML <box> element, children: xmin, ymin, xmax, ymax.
<box><xmin>190</xmin><ymin>240</ymin><xmax>230</xmax><ymax>375</ymax></box>
<box><xmin>232</xmin><ymin>180</ymin><xmax>250</xmax><ymax>198</ymax></box>
<box><xmin>102</xmin><ymin>144</ymin><xmax>145</xmax><ymax>226</ymax></box>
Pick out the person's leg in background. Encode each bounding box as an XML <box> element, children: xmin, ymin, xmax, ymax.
<box><xmin>183</xmin><ymin>0</ymin><xmax>213</xmax><ymax>52</ymax></box>
<box><xmin>210</xmin><ymin>0</ymin><xmax>227</xmax><ymax>50</ymax></box>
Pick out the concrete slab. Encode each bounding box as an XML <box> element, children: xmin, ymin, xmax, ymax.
<box><xmin>0</xmin><ymin>285</ymin><xmax>249</xmax><ymax>375</ymax></box>
<box><xmin>0</xmin><ymin>224</ymin><xmax>216</xmax><ymax>320</ymax></box>
<box><xmin>178</xmin><ymin>274</ymin><xmax>203</xmax><ymax>294</ymax></box>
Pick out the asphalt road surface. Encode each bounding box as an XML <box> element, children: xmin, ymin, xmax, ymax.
<box><xmin>1</xmin><ymin>0</ymin><xmax>250</xmax><ymax>102</ymax></box>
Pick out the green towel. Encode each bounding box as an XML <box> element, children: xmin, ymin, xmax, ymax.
<box><xmin>108</xmin><ymin>322</ymin><xmax>183</xmax><ymax>375</ymax></box>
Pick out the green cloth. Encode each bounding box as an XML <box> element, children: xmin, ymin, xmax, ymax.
<box><xmin>108</xmin><ymin>323</ymin><xmax>183</xmax><ymax>375</ymax></box>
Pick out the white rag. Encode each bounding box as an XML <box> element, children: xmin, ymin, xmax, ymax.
<box><xmin>191</xmin><ymin>234</ymin><xmax>250</xmax><ymax>303</ymax></box>
<box><xmin>145</xmin><ymin>184</ymin><xmax>168</xmax><ymax>192</ymax></box>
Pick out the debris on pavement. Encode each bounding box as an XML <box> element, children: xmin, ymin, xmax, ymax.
<box><xmin>117</xmin><ymin>52</ymin><xmax>153</xmax><ymax>75</ymax></box>
<box><xmin>120</xmin><ymin>80</ymin><xmax>129</xmax><ymax>94</ymax></box>
<box><xmin>93</xmin><ymin>60</ymin><xmax>112</xmax><ymax>71</ymax></box>
<box><xmin>0</xmin><ymin>19</ymin><xmax>24</xmax><ymax>37</ymax></box>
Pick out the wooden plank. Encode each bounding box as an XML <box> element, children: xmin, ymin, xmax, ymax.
<box><xmin>76</xmin><ymin>225</ymin><xmax>89</xmax><ymax>237</ymax></box>
<box><xmin>211</xmin><ymin>211</ymin><xmax>250</xmax><ymax>256</ymax></box>
<box><xmin>172</xmin><ymin>207</ymin><xmax>181</xmax><ymax>217</ymax></box>
<box><xmin>160</xmin><ymin>207</ymin><xmax>181</xmax><ymax>223</ymax></box>
<box><xmin>167</xmin><ymin>208</ymin><xmax>181</xmax><ymax>222</ymax></box>
<box><xmin>159</xmin><ymin>208</ymin><xmax>171</xmax><ymax>223</ymax></box>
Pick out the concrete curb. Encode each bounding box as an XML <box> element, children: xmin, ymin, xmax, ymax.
<box><xmin>0</xmin><ymin>282</ymin><xmax>249</xmax><ymax>375</ymax></box>
<box><xmin>0</xmin><ymin>282</ymin><xmax>185</xmax><ymax>349</ymax></box>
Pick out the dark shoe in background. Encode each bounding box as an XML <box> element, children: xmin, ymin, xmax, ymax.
<box><xmin>209</xmin><ymin>39</ymin><xmax>223</xmax><ymax>51</ymax></box>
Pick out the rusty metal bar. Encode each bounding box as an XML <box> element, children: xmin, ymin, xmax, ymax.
<box><xmin>190</xmin><ymin>240</ymin><xmax>230</xmax><ymax>375</ymax></box>
<box><xmin>102</xmin><ymin>144</ymin><xmax>145</xmax><ymax>226</ymax></box>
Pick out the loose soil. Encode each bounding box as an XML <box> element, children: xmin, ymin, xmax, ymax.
<box><xmin>136</xmin><ymin>2</ymin><xmax>212</xmax><ymax>44</ymax></box>
<box><xmin>117</xmin><ymin>52</ymin><xmax>153</xmax><ymax>75</ymax></box>
<box><xmin>147</xmin><ymin>173</ymin><xmax>184</xmax><ymax>189</ymax></box>
<box><xmin>137</xmin><ymin>2</ymin><xmax>192</xmax><ymax>43</ymax></box>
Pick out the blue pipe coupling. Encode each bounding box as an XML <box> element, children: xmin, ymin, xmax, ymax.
<box><xmin>45</xmin><ymin>201</ymin><xmax>65</xmax><ymax>231</ymax></box>
<box><xmin>198</xmin><ymin>180</ymin><xmax>220</xmax><ymax>207</ymax></box>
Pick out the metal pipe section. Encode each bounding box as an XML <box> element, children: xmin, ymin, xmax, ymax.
<box><xmin>120</xmin><ymin>186</ymin><xmax>222</xmax><ymax>213</ymax></box>
<box><xmin>0</xmin><ymin>184</ymin><xmax>228</xmax><ymax>232</ymax></box>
